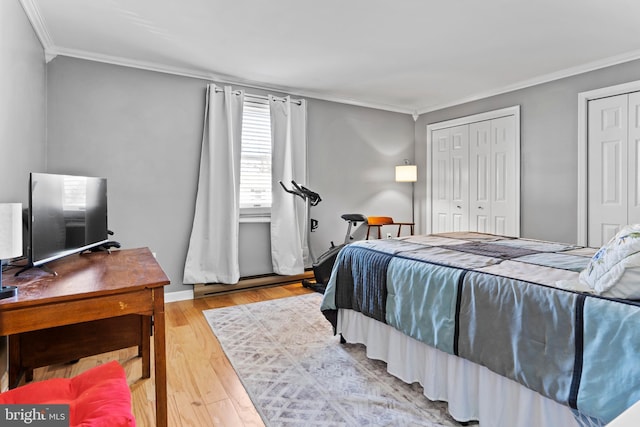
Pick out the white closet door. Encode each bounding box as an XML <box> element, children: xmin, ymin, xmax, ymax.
<box><xmin>432</xmin><ymin>128</ymin><xmax>452</xmax><ymax>233</ymax></box>
<box><xmin>588</xmin><ymin>94</ymin><xmax>628</xmax><ymax>247</ymax></box>
<box><xmin>628</xmin><ymin>91</ymin><xmax>640</xmax><ymax>225</ymax></box>
<box><xmin>491</xmin><ymin>115</ymin><xmax>517</xmax><ymax>236</ymax></box>
<box><xmin>469</xmin><ymin>120</ymin><xmax>491</xmax><ymax>233</ymax></box>
<box><xmin>431</xmin><ymin>126</ymin><xmax>469</xmax><ymax>233</ymax></box>
<box><xmin>428</xmin><ymin>106</ymin><xmax>520</xmax><ymax>237</ymax></box>
<box><xmin>450</xmin><ymin>125</ymin><xmax>470</xmax><ymax>232</ymax></box>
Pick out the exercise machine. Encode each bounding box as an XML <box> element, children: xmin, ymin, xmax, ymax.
<box><xmin>280</xmin><ymin>180</ymin><xmax>367</xmax><ymax>293</ymax></box>
<box><xmin>279</xmin><ymin>180</ymin><xmax>321</xmax><ymax>263</ymax></box>
<box><xmin>309</xmin><ymin>213</ymin><xmax>367</xmax><ymax>292</ymax></box>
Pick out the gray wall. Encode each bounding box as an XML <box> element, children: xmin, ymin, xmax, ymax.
<box><xmin>0</xmin><ymin>0</ymin><xmax>46</xmax><ymax>204</ymax></box>
<box><xmin>46</xmin><ymin>57</ymin><xmax>415</xmax><ymax>293</ymax></box>
<box><xmin>47</xmin><ymin>58</ymin><xmax>204</xmax><ymax>294</ymax></box>
<box><xmin>307</xmin><ymin>100</ymin><xmax>414</xmax><ymax>257</ymax></box>
<box><xmin>415</xmin><ymin>59</ymin><xmax>640</xmax><ymax>245</ymax></box>
<box><xmin>0</xmin><ymin>0</ymin><xmax>46</xmax><ymax>391</ymax></box>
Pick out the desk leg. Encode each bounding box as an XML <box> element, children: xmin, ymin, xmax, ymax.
<box><xmin>8</xmin><ymin>335</ymin><xmax>21</xmax><ymax>389</ymax></box>
<box><xmin>140</xmin><ymin>315</ymin><xmax>151</xmax><ymax>378</ymax></box>
<box><xmin>153</xmin><ymin>289</ymin><xmax>167</xmax><ymax>427</ymax></box>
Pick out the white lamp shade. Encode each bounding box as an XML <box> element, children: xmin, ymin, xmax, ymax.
<box><xmin>0</xmin><ymin>203</ymin><xmax>23</xmax><ymax>259</ymax></box>
<box><xmin>395</xmin><ymin>164</ymin><xmax>417</xmax><ymax>182</ymax></box>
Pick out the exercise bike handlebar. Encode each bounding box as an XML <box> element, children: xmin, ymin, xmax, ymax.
<box><xmin>279</xmin><ymin>180</ymin><xmax>299</xmax><ymax>196</ymax></box>
<box><xmin>279</xmin><ymin>180</ymin><xmax>322</xmax><ymax>206</ymax></box>
<box><xmin>292</xmin><ymin>181</ymin><xmax>322</xmax><ymax>206</ymax></box>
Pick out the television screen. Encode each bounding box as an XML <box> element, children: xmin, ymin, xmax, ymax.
<box><xmin>29</xmin><ymin>172</ymin><xmax>109</xmax><ymax>266</ymax></box>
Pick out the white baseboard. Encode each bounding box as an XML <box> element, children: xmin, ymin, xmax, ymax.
<box><xmin>164</xmin><ymin>289</ymin><xmax>194</xmax><ymax>303</ymax></box>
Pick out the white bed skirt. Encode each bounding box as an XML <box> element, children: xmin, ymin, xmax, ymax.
<box><xmin>337</xmin><ymin>309</ymin><xmax>580</xmax><ymax>427</ymax></box>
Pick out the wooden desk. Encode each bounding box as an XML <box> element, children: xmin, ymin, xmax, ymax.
<box><xmin>0</xmin><ymin>248</ymin><xmax>170</xmax><ymax>427</ymax></box>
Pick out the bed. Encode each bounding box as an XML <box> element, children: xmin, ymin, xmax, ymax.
<box><xmin>320</xmin><ymin>231</ymin><xmax>640</xmax><ymax>427</ymax></box>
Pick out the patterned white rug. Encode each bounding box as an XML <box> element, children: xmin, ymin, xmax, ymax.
<box><xmin>203</xmin><ymin>293</ymin><xmax>463</xmax><ymax>427</ymax></box>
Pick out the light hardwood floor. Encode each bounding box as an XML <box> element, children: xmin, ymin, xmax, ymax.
<box><xmin>31</xmin><ymin>283</ymin><xmax>313</xmax><ymax>426</ymax></box>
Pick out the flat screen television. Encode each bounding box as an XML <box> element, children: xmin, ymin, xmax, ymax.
<box><xmin>25</xmin><ymin>172</ymin><xmax>109</xmax><ymax>269</ymax></box>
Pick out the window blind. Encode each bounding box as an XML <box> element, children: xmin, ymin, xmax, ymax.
<box><xmin>240</xmin><ymin>96</ymin><xmax>272</xmax><ymax>210</ymax></box>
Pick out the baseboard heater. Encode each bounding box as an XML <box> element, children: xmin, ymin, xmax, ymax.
<box><xmin>193</xmin><ymin>270</ymin><xmax>314</xmax><ymax>299</ymax></box>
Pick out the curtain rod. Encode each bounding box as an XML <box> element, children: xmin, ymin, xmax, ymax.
<box><xmin>213</xmin><ymin>86</ymin><xmax>302</xmax><ymax>105</ymax></box>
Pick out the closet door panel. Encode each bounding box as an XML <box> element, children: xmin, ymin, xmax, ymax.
<box><xmin>435</xmin><ymin>213</ymin><xmax>448</xmax><ymax>233</ymax></box>
<box><xmin>474</xmin><ymin>216</ymin><xmax>490</xmax><ymax>233</ymax></box>
<box><xmin>494</xmin><ymin>151</ymin><xmax>507</xmax><ymax>201</ymax></box>
<box><xmin>588</xmin><ymin>95</ymin><xmax>628</xmax><ymax>247</ymax></box>
<box><xmin>469</xmin><ymin>121</ymin><xmax>491</xmax><ymax>233</ymax></box>
<box><xmin>450</xmin><ymin>125</ymin><xmax>469</xmax><ymax>232</ymax></box>
<box><xmin>628</xmin><ymin>91</ymin><xmax>640</xmax><ymax>224</ymax></box>
<box><xmin>490</xmin><ymin>116</ymin><xmax>517</xmax><ymax>236</ymax></box>
<box><xmin>494</xmin><ymin>217</ymin><xmax>507</xmax><ymax>236</ymax></box>
<box><xmin>432</xmin><ymin>128</ymin><xmax>451</xmax><ymax>233</ymax></box>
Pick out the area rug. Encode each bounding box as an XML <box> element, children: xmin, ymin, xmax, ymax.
<box><xmin>203</xmin><ymin>293</ymin><xmax>462</xmax><ymax>426</ymax></box>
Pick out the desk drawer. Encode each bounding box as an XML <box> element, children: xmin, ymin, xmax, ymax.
<box><xmin>0</xmin><ymin>290</ymin><xmax>154</xmax><ymax>334</ymax></box>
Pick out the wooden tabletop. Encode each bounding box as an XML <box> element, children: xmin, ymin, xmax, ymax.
<box><xmin>1</xmin><ymin>248</ymin><xmax>170</xmax><ymax>309</ymax></box>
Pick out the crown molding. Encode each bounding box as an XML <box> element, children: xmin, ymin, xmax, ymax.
<box><xmin>53</xmin><ymin>46</ymin><xmax>215</xmax><ymax>81</ymax></box>
<box><xmin>19</xmin><ymin>0</ymin><xmax>55</xmax><ymax>60</ymax></box>
<box><xmin>416</xmin><ymin>49</ymin><xmax>640</xmax><ymax>115</ymax></box>
<box><xmin>51</xmin><ymin>43</ymin><xmax>640</xmax><ymax>121</ymax></box>
<box><xmin>45</xmin><ymin>43</ymin><xmax>640</xmax><ymax>118</ymax></box>
<box><xmin>50</xmin><ymin>43</ymin><xmax>640</xmax><ymax>118</ymax></box>
<box><xmin>51</xmin><ymin>47</ymin><xmax>415</xmax><ymax>115</ymax></box>
<box><xmin>43</xmin><ymin>50</ymin><xmax>57</xmax><ymax>63</ymax></box>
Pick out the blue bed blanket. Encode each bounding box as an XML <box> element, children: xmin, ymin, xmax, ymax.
<box><xmin>320</xmin><ymin>232</ymin><xmax>640</xmax><ymax>424</ymax></box>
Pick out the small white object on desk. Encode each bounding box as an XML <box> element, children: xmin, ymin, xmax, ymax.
<box><xmin>0</xmin><ymin>203</ymin><xmax>22</xmax><ymax>299</ymax></box>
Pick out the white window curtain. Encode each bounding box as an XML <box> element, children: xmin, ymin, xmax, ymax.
<box><xmin>269</xmin><ymin>95</ymin><xmax>308</xmax><ymax>275</ymax></box>
<box><xmin>183</xmin><ymin>84</ymin><xmax>244</xmax><ymax>284</ymax></box>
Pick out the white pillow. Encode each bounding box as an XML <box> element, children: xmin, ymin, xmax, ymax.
<box><xmin>579</xmin><ymin>224</ymin><xmax>640</xmax><ymax>298</ymax></box>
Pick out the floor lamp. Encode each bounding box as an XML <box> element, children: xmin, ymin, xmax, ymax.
<box><xmin>395</xmin><ymin>160</ymin><xmax>418</xmax><ymax>224</ymax></box>
<box><xmin>0</xmin><ymin>203</ymin><xmax>22</xmax><ymax>299</ymax></box>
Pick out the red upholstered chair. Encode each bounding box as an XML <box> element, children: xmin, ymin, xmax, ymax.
<box><xmin>0</xmin><ymin>360</ymin><xmax>135</xmax><ymax>427</ymax></box>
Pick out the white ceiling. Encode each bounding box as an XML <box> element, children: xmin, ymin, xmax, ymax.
<box><xmin>21</xmin><ymin>0</ymin><xmax>640</xmax><ymax>115</ymax></box>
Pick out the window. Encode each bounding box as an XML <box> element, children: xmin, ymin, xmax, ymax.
<box><xmin>239</xmin><ymin>95</ymin><xmax>272</xmax><ymax>217</ymax></box>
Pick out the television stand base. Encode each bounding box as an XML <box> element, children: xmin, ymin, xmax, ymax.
<box><xmin>14</xmin><ymin>264</ymin><xmax>58</xmax><ymax>277</ymax></box>
<box><xmin>0</xmin><ymin>285</ymin><xmax>17</xmax><ymax>300</ymax></box>
<box><xmin>86</xmin><ymin>241</ymin><xmax>121</xmax><ymax>254</ymax></box>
